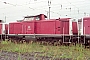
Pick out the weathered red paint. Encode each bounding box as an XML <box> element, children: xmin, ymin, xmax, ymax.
<box><xmin>61</xmin><ymin>20</ymin><xmax>69</xmax><ymax>34</ymax></box>
<box><xmin>9</xmin><ymin>22</ymin><xmax>22</xmax><ymax>34</ymax></box>
<box><xmin>9</xmin><ymin>14</ymin><xmax>77</xmax><ymax>35</ymax></box>
<box><xmin>72</xmin><ymin>22</ymin><xmax>78</xmax><ymax>34</ymax></box>
<box><xmin>83</xmin><ymin>17</ymin><xmax>90</xmax><ymax>34</ymax></box>
<box><xmin>35</xmin><ymin>19</ymin><xmax>69</xmax><ymax>34</ymax></box>
<box><xmin>22</xmin><ymin>21</ymin><xmax>35</xmax><ymax>34</ymax></box>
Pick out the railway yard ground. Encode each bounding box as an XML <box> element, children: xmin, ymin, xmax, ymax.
<box><xmin>0</xmin><ymin>40</ymin><xmax>90</xmax><ymax>60</ymax></box>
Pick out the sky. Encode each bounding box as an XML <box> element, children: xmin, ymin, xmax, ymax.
<box><xmin>0</xmin><ymin>0</ymin><xmax>90</xmax><ymax>23</ymax></box>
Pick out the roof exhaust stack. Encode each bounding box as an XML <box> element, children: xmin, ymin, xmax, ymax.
<box><xmin>40</xmin><ymin>14</ymin><xmax>47</xmax><ymax>20</ymax></box>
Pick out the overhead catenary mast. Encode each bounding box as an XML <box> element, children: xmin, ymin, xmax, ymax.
<box><xmin>48</xmin><ymin>0</ymin><xmax>51</xmax><ymax>19</ymax></box>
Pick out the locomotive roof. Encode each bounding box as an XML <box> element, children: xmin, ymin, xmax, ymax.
<box><xmin>59</xmin><ymin>18</ymin><xmax>71</xmax><ymax>20</ymax></box>
<box><xmin>78</xmin><ymin>17</ymin><xmax>90</xmax><ymax>21</ymax></box>
<box><xmin>83</xmin><ymin>17</ymin><xmax>90</xmax><ymax>20</ymax></box>
<box><xmin>24</xmin><ymin>14</ymin><xmax>47</xmax><ymax>18</ymax></box>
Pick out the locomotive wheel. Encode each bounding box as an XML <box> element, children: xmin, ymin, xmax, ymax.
<box><xmin>51</xmin><ymin>39</ymin><xmax>62</xmax><ymax>46</ymax></box>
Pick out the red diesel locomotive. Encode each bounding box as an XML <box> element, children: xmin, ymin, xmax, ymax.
<box><xmin>0</xmin><ymin>14</ymin><xmax>86</xmax><ymax>45</ymax></box>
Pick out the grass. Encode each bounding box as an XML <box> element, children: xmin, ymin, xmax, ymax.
<box><xmin>0</xmin><ymin>40</ymin><xmax>90</xmax><ymax>60</ymax></box>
